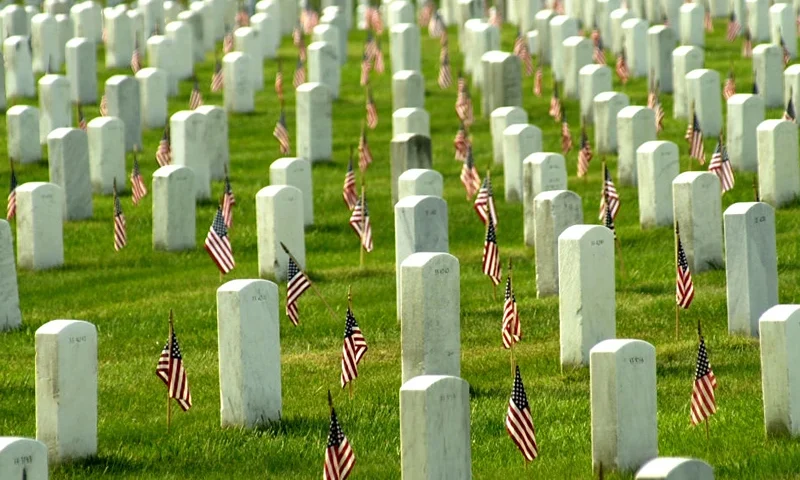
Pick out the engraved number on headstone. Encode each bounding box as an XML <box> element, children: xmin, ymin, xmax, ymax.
<box><xmin>425</xmin><ymin>209</ymin><xmax>437</xmax><ymax>216</ymax></box>
<box><xmin>591</xmin><ymin>239</ymin><xmax>605</xmax><ymax>247</ymax></box>
<box><xmin>754</xmin><ymin>215</ymin><xmax>766</xmax><ymax>224</ymax></box>
<box><xmin>434</xmin><ymin>268</ymin><xmax>449</xmax><ymax>275</ymax></box>
<box><xmin>14</xmin><ymin>455</ymin><xmax>33</xmax><ymax>465</ymax></box>
<box><xmin>69</xmin><ymin>335</ymin><xmax>88</xmax><ymax>344</ymax></box>
<box><xmin>251</xmin><ymin>294</ymin><xmax>268</xmax><ymax>302</ymax></box>
<box><xmin>627</xmin><ymin>357</ymin><xmax>645</xmax><ymax>365</ymax></box>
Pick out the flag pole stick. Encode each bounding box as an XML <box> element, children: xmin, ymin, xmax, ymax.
<box><xmin>280</xmin><ymin>242</ymin><xmax>338</xmax><ymax>320</ymax></box>
<box><xmin>167</xmin><ymin>309</ymin><xmax>173</xmax><ymax>434</ymax></box>
<box><xmin>509</xmin><ymin>257</ymin><xmax>515</xmax><ymax>379</ymax></box>
<box><xmin>674</xmin><ymin>223</ymin><xmax>680</xmax><ymax>339</ymax></box>
<box><xmin>359</xmin><ymin>185</ymin><xmax>366</xmax><ymax>269</ymax></box>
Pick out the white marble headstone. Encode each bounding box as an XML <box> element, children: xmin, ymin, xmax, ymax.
<box><xmin>534</xmin><ymin>190</ymin><xmax>583</xmax><ymax>298</ymax></box>
<box><xmin>759</xmin><ymin>305</ymin><xmax>800</xmax><ymax>438</ymax></box>
<box><xmin>87</xmin><ymin>116</ymin><xmax>126</xmax><ymax>195</ymax></box>
<box><xmin>47</xmin><ymin>128</ymin><xmax>93</xmax><ymax>221</ymax></box>
<box><xmin>270</xmin><ymin>157</ymin><xmax>314</xmax><ymax>227</ymax></box>
<box><xmin>636</xmin><ymin>141</ymin><xmax>679</xmax><ymax>229</ymax></box>
<box><xmin>672</xmin><ymin>172</ymin><xmax>724</xmax><ymax>273</ymax></box>
<box><xmin>152</xmin><ymin>165</ymin><xmax>196</xmax><ymax>251</ymax></box>
<box><xmin>0</xmin><ymin>220</ymin><xmax>21</xmax><ymax>331</ymax></box>
<box><xmin>255</xmin><ymin>185</ymin><xmax>305</xmax><ymax>281</ymax></box>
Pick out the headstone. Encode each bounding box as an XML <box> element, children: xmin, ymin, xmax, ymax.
<box><xmin>491</xmin><ymin>106</ymin><xmax>528</xmax><ymax>166</ymax></box>
<box><xmin>559</xmin><ymin>224</ymin><xmax>616</xmax><ymax>367</ymax></box>
<box><xmin>15</xmin><ymin>182</ymin><xmax>64</xmax><ymax>270</ymax></box>
<box><xmin>64</xmin><ymin>38</ymin><xmax>97</xmax><ymax>104</ymax></box>
<box><xmin>622</xmin><ymin>18</ymin><xmax>649</xmax><ymax>78</ymax></box>
<box><xmin>636</xmin><ymin>141</ymin><xmax>679</xmax><ymax>228</ymax></box>
<box><xmin>2</xmin><ymin>5</ymin><xmax>29</xmax><ymax>37</ymax></box>
<box><xmin>164</xmin><ymin>1</ymin><xmax>184</xmax><ymax>23</ymax></box>
<box><xmin>392</xmin><ymin>107</ymin><xmax>430</xmax><ymax>138</ymax></box>
<box><xmin>47</xmin><ymin>128</ymin><xmax>93</xmax><ymax>221</ymax></box>
<box><xmin>662</xmin><ymin>0</ymin><xmax>682</xmax><ymax>35</ymax></box>
<box><xmin>4</xmin><ymin>36</ymin><xmax>35</xmax><ymax>99</ymax></box>
<box><xmin>195</xmin><ymin>105</ymin><xmax>229</xmax><ymax>181</ymax></box>
<box><xmin>520</xmin><ymin>0</ymin><xmax>542</xmax><ymax>36</ymax></box>
<box><xmin>395</xmin><ymin>196</ymin><xmax>449</xmax><ymax>320</ymax></box>
<box><xmin>591</xmin><ymin>339</ymin><xmax>657</xmax><ymax>473</ymax></box>
<box><xmin>31</xmin><ymin>13</ymin><xmax>58</xmax><ymax>74</ymax></box>
<box><xmin>189</xmin><ymin>1</ymin><xmax>214</xmax><ymax>53</ymax></box>
<box><xmin>390</xmin><ymin>23</ymin><xmax>420</xmax><ymax>74</ymax></box>
<box><xmin>609</xmin><ymin>9</ymin><xmax>634</xmax><ymax>55</ymax></box>
<box><xmin>312</xmin><ymin>23</ymin><xmax>341</xmax><ymax>64</ymax></box>
<box><xmin>753</xmin><ymin>44</ymin><xmax>784</xmax><ymax>108</ymax></box>
<box><xmin>726</xmin><ymin>94</ymin><xmax>764</xmax><ymax>172</ymax></box>
<box><xmin>38</xmin><ymin>75</ymin><xmax>71</xmax><ymax>145</ymax></box>
<box><xmin>296</xmin><ymin>82</ymin><xmax>332</xmax><ymax>162</ymax></box>
<box><xmin>784</xmin><ymin>64</ymin><xmax>800</xmax><ymax>119</ymax></box>
<box><xmin>45</xmin><ymin>0</ymin><xmax>70</xmax><ymax>16</ymax></box>
<box><xmin>679</xmin><ymin>3</ymin><xmax>704</xmax><ymax>47</ymax></box>
<box><xmin>672</xmin><ymin>172</ymin><xmax>724</xmax><ymax>273</ymax></box>
<box><xmin>526</xmin><ymin>30</ymin><xmax>539</xmax><ymax>57</ymax></box>
<box><xmin>617</xmin><ymin>106</ymin><xmax>656</xmax><ymax>186</ymax></box>
<box><xmin>534</xmin><ymin>9</ymin><xmax>555</xmax><ymax>63</ymax></box>
<box><xmin>177</xmin><ymin>10</ymin><xmax>204</xmax><ymax>62</ymax></box>
<box><xmin>747</xmin><ymin>0</ymin><xmax>770</xmax><ymax>41</ymax></box>
<box><xmin>549</xmin><ymin>15</ymin><xmax>579</xmax><ymax>81</ymax></box>
<box><xmin>534</xmin><ymin>190</ymin><xmax>583</xmax><ymax>297</ymax></box>
<box><xmin>672</xmin><ymin>46</ymin><xmax>704</xmax><ymax>118</ymax></box>
<box><xmin>392</xmin><ymin>70</ymin><xmax>424</xmax><ymax>111</ymax></box>
<box><xmin>165</xmin><ymin>21</ymin><xmax>194</xmax><ymax>80</ymax></box>
<box><xmin>391</xmin><ymin>134</ymin><xmax>432</xmax><ymax>203</ymax></box>
<box><xmin>580</xmin><ymin>65</ymin><xmax>612</xmax><ymax>124</ymax></box>
<box><xmin>481</xmin><ymin>51</ymin><xmax>522</xmax><ymax>117</ymax></box>
<box><xmin>0</xmin><ymin>437</ymin><xmax>48</xmax><ymax>479</ymax></box>
<box><xmin>562</xmin><ymin>36</ymin><xmax>592</xmax><ymax>99</ymax></box>
<box><xmin>468</xmin><ymin>23</ymin><xmax>499</xmax><ymax>88</ymax></box>
<box><xmin>308</xmin><ymin>42</ymin><xmax>340</xmax><ymax>99</ymax></box>
<box><xmin>105</xmin><ymin>75</ymin><xmax>142</xmax><ymax>151</ymax></box>
<box><xmin>35</xmin><ymin>320</ymin><xmax>97</xmax><ymax>461</ymax></box>
<box><xmin>152</xmin><ymin>165</ymin><xmax>195</xmax><ymax>251</ymax></box>
<box><xmin>388</xmin><ymin>0</ymin><xmax>414</xmax><ymax>26</ymax></box>
<box><xmin>400</xmin><ymin>253</ymin><xmax>460</xmax><ymax>380</ymax></box>
<box><xmin>255</xmin><ymin>185</ymin><xmax>305</xmax><ymax>281</ymax></box>
<box><xmin>596</xmin><ymin>0</ymin><xmax>622</xmax><ymax>41</ymax></box>
<box><xmin>594</xmin><ymin>91</ymin><xmax>630</xmax><ymax>153</ymax></box>
<box><xmin>0</xmin><ymin>220</ymin><xmax>21</xmax><ymax>330</ymax></box>
<box><xmin>647</xmin><ymin>25</ymin><xmax>676</xmax><ymax>92</ymax></box>
<box><xmin>250</xmin><ymin>12</ymin><xmax>278</xmax><ymax>60</ymax></box>
<box><xmin>461</xmin><ymin>19</ymin><xmax>482</xmax><ymax>62</ymax></box>
<box><xmin>503</xmin><ymin>124</ymin><xmax>543</xmax><ymax>202</ymax></box>
<box><xmin>7</xmin><ymin>106</ymin><xmax>42</xmax><ymax>164</ymax></box>
<box><xmin>685</xmin><ymin>69</ymin><xmax>722</xmax><ymax>137</ymax></box>
<box><xmin>635</xmin><ymin>457</ymin><xmax>714</xmax><ymax>480</ymax></box>
<box><xmin>759</xmin><ymin>305</ymin><xmax>800</xmax><ymax>437</ymax></box>
<box><xmin>270</xmin><ymin>158</ymin><xmax>314</xmax><ymax>227</ymax></box>
<box><xmin>398</xmin><ymin>169</ymin><xmax>443</xmax><ymax>199</ymax></box>
<box><xmin>320</xmin><ymin>7</ymin><xmax>347</xmax><ymax>66</ymax></box>
<box><xmin>399</xmin><ymin>375</ymin><xmax>471</xmax><ymax>478</ymax></box>
<box><xmin>216</xmin><ymin>279</ymin><xmax>281</xmax><ymax>428</ymax></box>
<box><xmin>139</xmin><ymin>0</ymin><xmax>164</xmax><ymax>40</ymax></box>
<box><xmin>170</xmin><ymin>110</ymin><xmax>209</xmax><ymax>201</ymax></box>
<box><xmin>70</xmin><ymin>2</ymin><xmax>102</xmax><ymax>42</ymax></box>
<box><xmin>770</xmin><ymin>4</ymin><xmax>796</xmax><ymax>59</ymax></box>
<box><xmin>87</xmin><ymin>117</ymin><xmax>126</xmax><ymax>195</ymax></box>
<box><xmin>54</xmin><ymin>14</ymin><xmax>73</xmax><ymax>70</ymax></box>
<box><xmin>104</xmin><ymin>7</ymin><xmax>133</xmax><ymax>69</ymax></box>
<box><xmin>757</xmin><ymin>119</ymin><xmax>800</xmax><ymax>207</ymax></box>
<box><xmin>146</xmin><ymin>36</ymin><xmax>178</xmax><ymax>97</ymax></box>
<box><xmin>234</xmin><ymin>27</ymin><xmax>263</xmax><ymax>92</ymax></box>
<box><xmin>223</xmin><ymin>52</ymin><xmax>254</xmax><ymax>113</ymax></box>
<box><xmin>523</xmin><ymin>152</ymin><xmax>568</xmax><ymax>246</ymax></box>
<box><xmin>135</xmin><ymin>67</ymin><xmax>168</xmax><ymax>129</ymax></box>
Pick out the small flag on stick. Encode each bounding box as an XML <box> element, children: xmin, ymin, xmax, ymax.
<box><xmin>131</xmin><ymin>152</ymin><xmax>147</xmax><ymax>205</ymax></box>
<box><xmin>7</xmin><ymin>163</ymin><xmax>18</xmax><ymax>220</ymax></box>
<box><xmin>708</xmin><ymin>138</ymin><xmax>735</xmax><ymax>193</ymax></box>
<box><xmin>113</xmin><ymin>179</ymin><xmax>127</xmax><ymax>251</ymax></box>
<box><xmin>286</xmin><ymin>257</ymin><xmax>312</xmax><ymax>326</ymax></box>
<box><xmin>482</xmin><ymin>215</ymin><xmax>502</xmax><ymax>286</ymax></box>
<box><xmin>274</xmin><ymin>110</ymin><xmax>291</xmax><ymax>155</ymax></box>
<box><xmin>690</xmin><ymin>322</ymin><xmax>717</xmax><ymax>426</ymax></box>
<box><xmin>156</xmin><ymin>316</ymin><xmax>192</xmax><ymax>412</ymax></box>
<box><xmin>204</xmin><ymin>205</ymin><xmax>235</xmax><ymax>274</ymax></box>
<box><xmin>340</xmin><ymin>300</ymin><xmax>368</xmax><ymax>389</ymax></box>
<box><xmin>323</xmin><ymin>392</ymin><xmax>356</xmax><ymax>480</ymax></box>
<box><xmin>506</xmin><ymin>366</ymin><xmax>538</xmax><ymax>462</ymax></box>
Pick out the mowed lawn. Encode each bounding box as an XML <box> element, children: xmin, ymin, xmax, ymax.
<box><xmin>2</xmin><ymin>16</ymin><xmax>800</xmax><ymax>479</ymax></box>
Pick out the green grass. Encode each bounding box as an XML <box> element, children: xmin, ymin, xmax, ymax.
<box><xmin>2</xmin><ymin>16</ymin><xmax>800</xmax><ymax>479</ymax></box>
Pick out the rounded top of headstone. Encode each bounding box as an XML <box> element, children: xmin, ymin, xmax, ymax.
<box><xmin>308</xmin><ymin>41</ymin><xmax>332</xmax><ymax>52</ymax></box>
<box><xmin>106</xmin><ymin>6</ymin><xmax>128</xmax><ymax>18</ymax></box>
<box><xmin>399</xmin><ymin>168</ymin><xmax>442</xmax><ymax>183</ymax></box>
<box><xmin>618</xmin><ymin>105</ymin><xmax>654</xmax><ymax>119</ymax></box>
<box><xmin>38</xmin><ymin>74</ymin><xmax>68</xmax><ymax>86</ymax></box>
<box><xmin>170</xmin><ymin>109</ymin><xmax>203</xmax><ymax>122</ymax></box>
<box><xmin>234</xmin><ymin>26</ymin><xmax>255</xmax><ymax>37</ymax></box>
<box><xmin>622</xmin><ymin>17</ymin><xmax>648</xmax><ymax>28</ymax></box>
<box><xmin>223</xmin><ymin>51</ymin><xmax>248</xmax><ymax>63</ymax></box>
<box><xmin>147</xmin><ymin>35</ymin><xmax>171</xmax><ymax>46</ymax></box>
<box><xmin>2</xmin><ymin>4</ymin><xmax>24</xmax><ymax>13</ymax></box>
<box><xmin>491</xmin><ymin>106</ymin><xmax>526</xmax><ymax>119</ymax></box>
<box><xmin>464</xmin><ymin>18</ymin><xmax>483</xmax><ymax>29</ymax></box>
<box><xmin>481</xmin><ymin>50</ymin><xmax>511</xmax><ymax>62</ymax></box>
<box><xmin>393</xmin><ymin>70</ymin><xmax>421</xmax><ymax>80</ymax></box>
<box><xmin>0</xmin><ymin>436</ymin><xmax>48</xmax><ymax>452</ymax></box>
<box><xmin>87</xmin><ymin>116</ymin><xmax>123</xmax><ymax>129</ymax></box>
<box><xmin>594</xmin><ymin>90</ymin><xmax>628</xmax><ymax>103</ymax></box>
<box><xmin>753</xmin><ymin>43</ymin><xmax>780</xmax><ymax>54</ymax></box>
<box><xmin>579</xmin><ymin>64</ymin><xmax>610</xmax><ymax>75</ymax></box>
<box><xmin>106</xmin><ymin>74</ymin><xmax>134</xmax><ymax>86</ymax></box>
<box><xmin>194</xmin><ymin>104</ymin><xmax>225</xmax><ymax>116</ymax></box>
<box><xmin>672</xmin><ymin>45</ymin><xmax>703</xmax><ymax>56</ymax></box>
<box><xmin>673</xmin><ymin>170</ymin><xmax>717</xmax><ymax>184</ymax></box>
<box><xmin>395</xmin><ymin>194</ymin><xmax>445</xmax><ymax>210</ymax></box>
<box><xmin>726</xmin><ymin>93</ymin><xmax>762</xmax><ymax>106</ymax></box>
<box><xmin>401</xmin><ymin>252</ymin><xmax>458</xmax><ymax>273</ymax></box>
<box><xmin>647</xmin><ymin>25</ymin><xmax>669</xmax><ymax>34</ymax></box>
<box><xmin>14</xmin><ymin>182</ymin><xmax>62</xmax><ymax>196</ymax></box>
<box><xmin>7</xmin><ymin>105</ymin><xmax>39</xmax><ymax>116</ymax></box>
<box><xmin>189</xmin><ymin>1</ymin><xmax>206</xmax><ymax>12</ymax></box>
<box><xmin>3</xmin><ymin>35</ymin><xmax>27</xmax><ymax>47</ymax></box>
<box><xmin>757</xmin><ymin>119</ymin><xmax>797</xmax><ymax>133</ymax></box>
<box><xmin>590</xmin><ymin>338</ymin><xmax>655</xmax><ymax>356</ymax></box>
<box><xmin>390</xmin><ymin>22</ymin><xmax>416</xmax><ymax>33</ymax></box>
<box><xmin>393</xmin><ymin>107</ymin><xmax>427</xmax><ymax>118</ymax></box>
<box><xmin>296</xmin><ymin>82</ymin><xmax>327</xmax><ymax>93</ymax></box>
<box><xmin>635</xmin><ymin>457</ymin><xmax>713</xmax><ymax>479</ymax></box>
<box><xmin>392</xmin><ymin>132</ymin><xmax>429</xmax><ymax>143</ymax></box>
<box><xmin>549</xmin><ymin>14</ymin><xmax>570</xmax><ymax>26</ymax></box>
<box><xmin>47</xmin><ymin>127</ymin><xmax>86</xmax><ymax>141</ymax></box>
<box><xmin>165</xmin><ymin>20</ymin><xmax>188</xmax><ymax>32</ymax></box>
<box><xmin>759</xmin><ymin>305</ymin><xmax>800</xmax><ymax>325</ymax></box>
<box><xmin>534</xmin><ymin>9</ymin><xmax>555</xmax><ymax>19</ymax></box>
<box><xmin>679</xmin><ymin>2</ymin><xmax>702</xmax><ymax>11</ymax></box>
<box><xmin>524</xmin><ymin>151</ymin><xmax>565</xmax><ymax>165</ymax></box>
<box><xmin>270</xmin><ymin>157</ymin><xmax>309</xmax><ymax>171</ymax></box>
<box><xmin>400</xmin><ymin>374</ymin><xmax>466</xmax><ymax>392</ymax></box>
<box><xmin>256</xmin><ymin>184</ymin><xmax>303</xmax><ymax>200</ymax></box>
<box><xmin>31</xmin><ymin>12</ymin><xmax>56</xmax><ymax>22</ymax></box>
<box><xmin>785</xmin><ymin>64</ymin><xmax>800</xmax><ymax>75</ymax></box>
<box><xmin>723</xmin><ymin>201</ymin><xmax>773</xmax><ymax>217</ymax></box>
<box><xmin>176</xmin><ymin>10</ymin><xmax>194</xmax><ymax>20</ymax></box>
<box><xmin>563</xmin><ymin>35</ymin><xmax>588</xmax><ymax>47</ymax></box>
<box><xmin>135</xmin><ymin>67</ymin><xmax>167</xmax><ymax>79</ymax></box>
<box><xmin>637</xmin><ymin>140</ymin><xmax>678</xmax><ymax>155</ymax></box>
<box><xmin>153</xmin><ymin>164</ymin><xmax>195</xmax><ymax>179</ymax></box>
<box><xmin>559</xmin><ymin>224</ymin><xmax>613</xmax><ymax>242</ymax></box>
<box><xmin>534</xmin><ymin>189</ymin><xmax>579</xmax><ymax>204</ymax></box>
<box><xmin>389</xmin><ymin>1</ymin><xmax>411</xmax><ymax>11</ymax></box>
<box><xmin>769</xmin><ymin>2</ymin><xmax>791</xmax><ymax>12</ymax></box>
<box><xmin>503</xmin><ymin>123</ymin><xmax>539</xmax><ymax>136</ymax></box>
<box><xmin>65</xmin><ymin>36</ymin><xmax>94</xmax><ymax>48</ymax></box>
<box><xmin>312</xmin><ymin>23</ymin><xmax>332</xmax><ymax>34</ymax></box>
<box><xmin>609</xmin><ymin>8</ymin><xmax>632</xmax><ymax>19</ymax></box>
<box><xmin>217</xmin><ymin>278</ymin><xmax>278</xmax><ymax>295</ymax></box>
<box><xmin>685</xmin><ymin>68</ymin><xmax>717</xmax><ymax>80</ymax></box>
<box><xmin>35</xmin><ymin>319</ymin><xmax>96</xmax><ymax>336</ymax></box>
<box><xmin>250</xmin><ymin>12</ymin><xmax>267</xmax><ymax>22</ymax></box>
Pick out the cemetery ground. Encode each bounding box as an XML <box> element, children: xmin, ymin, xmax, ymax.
<box><xmin>3</xmin><ymin>18</ymin><xmax>800</xmax><ymax>480</ymax></box>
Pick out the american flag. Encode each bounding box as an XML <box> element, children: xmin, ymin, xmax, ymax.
<box><xmin>708</xmin><ymin>139</ymin><xmax>735</xmax><ymax>193</ymax></box>
<box><xmin>293</xmin><ymin>58</ymin><xmax>305</xmax><ymax>89</ymax></box>
<box><xmin>460</xmin><ymin>146</ymin><xmax>481</xmax><ymax>199</ymax></box>
<box><xmin>506</xmin><ymin>366</ymin><xmax>538</xmax><ymax>462</ymax></box>
<box><xmin>690</xmin><ymin>324</ymin><xmax>717</xmax><ymax>426</ymax></box>
<box><xmin>223</xmin><ymin>30</ymin><xmax>234</xmax><ymax>53</ymax></box>
<box><xmin>156</xmin><ymin>328</ymin><xmax>192</xmax><ymax>411</ymax></box>
<box><xmin>593</xmin><ymin>34</ymin><xmax>606</xmax><ymax>65</ymax></box>
<box><xmin>274</xmin><ymin>110</ymin><xmax>291</xmax><ymax>155</ymax></box>
<box><xmin>349</xmin><ymin>195</ymin><xmax>373</xmax><ymax>252</ymax></box>
<box><xmin>742</xmin><ymin>29</ymin><xmax>753</xmax><ymax>58</ymax></box>
<box><xmin>222</xmin><ymin>174</ymin><xmax>236</xmax><ymax>228</ymax></box>
<box><xmin>156</xmin><ymin>127</ymin><xmax>171</xmax><ymax>167</ymax></box>
<box><xmin>293</xmin><ymin>23</ymin><xmax>303</xmax><ymax>47</ymax></box>
<box><xmin>704</xmin><ymin>9</ymin><xmax>714</xmax><ymax>32</ymax></box>
<box><xmin>286</xmin><ymin>257</ymin><xmax>311</xmax><ymax>326</ymax></box>
<box><xmin>723</xmin><ymin>70</ymin><xmax>736</xmax><ymax>100</ymax></box>
<box><xmin>275</xmin><ymin>63</ymin><xmax>284</xmax><ymax>102</ymax></box>
<box><xmin>131</xmin><ymin>40</ymin><xmax>142</xmax><ymax>73</ymax></box>
<box><xmin>689</xmin><ymin>112</ymin><xmax>705</xmax><ymax>164</ymax></box>
<box><xmin>727</xmin><ymin>12</ymin><xmax>741</xmax><ymax>41</ymax></box>
<box><xmin>358</xmin><ymin>128</ymin><xmax>373</xmax><ymax>172</ymax></box>
<box><xmin>418</xmin><ymin>0</ymin><xmax>434</xmax><ymax>28</ymax></box>
<box><xmin>301</xmin><ymin>7</ymin><xmax>320</xmax><ymax>34</ymax></box>
<box><xmin>211</xmin><ymin>60</ymin><xmax>224</xmax><ymax>92</ymax></box>
<box><xmin>189</xmin><ymin>79</ymin><xmax>203</xmax><ymax>110</ymax></box>
<box><xmin>204</xmin><ymin>206</ymin><xmax>235</xmax><ymax>274</ymax></box>
<box><xmin>7</xmin><ymin>164</ymin><xmax>17</xmax><ymax>220</ymax></box>
<box><xmin>654</xmin><ymin>94</ymin><xmax>665</xmax><ymax>134</ymax></box>
<box><xmin>438</xmin><ymin>49</ymin><xmax>452</xmax><ymax>89</ymax></box>
<box><xmin>455</xmin><ymin>77</ymin><xmax>474</xmax><ymax>126</ymax></box>
<box><xmin>370</xmin><ymin>7</ymin><xmax>385</xmax><ymax>34</ymax></box>
<box><xmin>598</xmin><ymin>164</ymin><xmax>620</xmax><ymax>220</ymax></box>
<box><xmin>453</xmin><ymin>122</ymin><xmax>470</xmax><ymax>161</ymax></box>
<box><xmin>781</xmin><ymin>37</ymin><xmax>791</xmax><ymax>67</ymax></box>
<box><xmin>603</xmin><ymin>195</ymin><xmax>615</xmax><ymax>237</ymax></box>
<box><xmin>474</xmin><ymin>175</ymin><xmax>498</xmax><ymax>227</ymax></box>
<box><xmin>501</xmin><ymin>276</ymin><xmax>520</xmax><ymax>349</ymax></box>
<box><xmin>343</xmin><ymin>154</ymin><xmax>358</xmax><ymax>210</ymax></box>
<box><xmin>360</xmin><ymin>52</ymin><xmax>371</xmax><ymax>86</ymax></box>
<box><xmin>130</xmin><ymin>154</ymin><xmax>147</xmax><ymax>205</ymax></box>
<box><xmin>482</xmin><ymin>216</ymin><xmax>501</xmax><ymax>286</ymax></box>
<box><xmin>553</xmin><ymin>0</ymin><xmax>564</xmax><ymax>14</ymax></box>
<box><xmin>549</xmin><ymin>82</ymin><xmax>562</xmax><ymax>121</ymax></box>
<box><xmin>577</xmin><ymin>126</ymin><xmax>593</xmax><ymax>177</ymax></box>
<box><xmin>513</xmin><ymin>31</ymin><xmax>533</xmax><ymax>76</ymax></box>
<box><xmin>113</xmin><ymin>181</ymin><xmax>127</xmax><ymax>251</ymax></box>
<box><xmin>428</xmin><ymin>11</ymin><xmax>445</xmax><ymax>38</ymax></box>
<box><xmin>365</xmin><ymin>90</ymin><xmax>378</xmax><ymax>130</ymax></box>
<box><xmin>534</xmin><ymin>65</ymin><xmax>543</xmax><ymax>96</ymax></box>
<box><xmin>615</xmin><ymin>50</ymin><xmax>629</xmax><ymax>85</ymax></box>
<box><xmin>236</xmin><ymin>8</ymin><xmax>250</xmax><ymax>27</ymax></box>
<box><xmin>323</xmin><ymin>401</ymin><xmax>356</xmax><ymax>480</ymax></box>
<box><xmin>647</xmin><ymin>77</ymin><xmax>658</xmax><ymax>109</ymax></box>
<box><xmin>78</xmin><ymin>105</ymin><xmax>87</xmax><ymax>131</ymax></box>
<box><xmin>488</xmin><ymin>5</ymin><xmax>503</xmax><ymax>27</ymax></box>
<box><xmin>561</xmin><ymin>111</ymin><xmax>573</xmax><ymax>154</ymax></box>
<box><xmin>372</xmin><ymin>40</ymin><xmax>385</xmax><ymax>74</ymax></box>
<box><xmin>99</xmin><ymin>93</ymin><xmax>108</xmax><ymax>116</ymax></box>
<box><xmin>340</xmin><ymin>307</ymin><xmax>368</xmax><ymax>388</ymax></box>
<box><xmin>784</xmin><ymin>95</ymin><xmax>796</xmax><ymax>122</ymax></box>
<box><xmin>676</xmin><ymin>225</ymin><xmax>695</xmax><ymax>309</ymax></box>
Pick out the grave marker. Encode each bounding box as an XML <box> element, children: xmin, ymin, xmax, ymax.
<box><xmin>672</xmin><ymin>172</ymin><xmax>724</xmax><ymax>273</ymax></box>
<box><xmin>759</xmin><ymin>305</ymin><xmax>800</xmax><ymax>438</ymax></box>
<box><xmin>195</xmin><ymin>105</ymin><xmax>229</xmax><ymax>181</ymax></box>
<box><xmin>37</xmin><ymin>75</ymin><xmax>71</xmax><ymax>146</ymax></box>
<box><xmin>255</xmin><ymin>185</ymin><xmax>305</xmax><ymax>281</ymax></box>
<box><xmin>503</xmin><ymin>123</ymin><xmax>542</xmax><ymax>203</ymax></box>
<box><xmin>87</xmin><ymin>116</ymin><xmax>126</xmax><ymax>195</ymax></box>
<box><xmin>398</xmin><ymin>169</ymin><xmax>444</xmax><ymax>199</ymax></box>
<box><xmin>549</xmin><ymin>15</ymin><xmax>579</xmax><ymax>81</ymax></box>
<box><xmin>65</xmin><ymin>38</ymin><xmax>97</xmax><ymax>104</ymax></box>
<box><xmin>136</xmin><ymin>67</ymin><xmax>168</xmax><ymax>129</ymax></box>
<box><xmin>152</xmin><ymin>165</ymin><xmax>195</xmax><ymax>251</ymax></box>
<box><xmin>31</xmin><ymin>13</ymin><xmax>58</xmax><ymax>74</ymax></box>
<box><xmin>580</xmin><ymin>65</ymin><xmax>612</xmax><ymax>124</ymax></box>
<box><xmin>390</xmin><ymin>23</ymin><xmax>420</xmax><ymax>74</ymax></box>
<box><xmin>756</xmin><ymin>119</ymin><xmax>800</xmax><ymax>207</ymax></box>
<box><xmin>726</xmin><ymin>94</ymin><xmax>764</xmax><ymax>172</ymax></box>
<box><xmin>523</xmin><ymin>152</ymin><xmax>568</xmax><ymax>246</ymax></box>
<box><xmin>481</xmin><ymin>51</ymin><xmax>522</xmax><ymax>117</ymax></box>
<box><xmin>165</xmin><ymin>21</ymin><xmax>194</xmax><ymax>80</ymax></box>
<box><xmin>296</xmin><ymin>83</ymin><xmax>332</xmax><ymax>162</ymax></box>
<box><xmin>618</xmin><ymin>106</ymin><xmax>656</xmax><ymax>186</ymax></box>
<box><xmin>594</xmin><ymin>91</ymin><xmax>630</xmax><ymax>153</ymax></box>
<box><xmin>0</xmin><ymin>220</ymin><xmax>21</xmax><ymax>331</ymax></box>
<box><xmin>4</xmin><ymin>36</ymin><xmax>35</xmax><ymax>99</ymax></box>
<box><xmin>270</xmin><ymin>158</ymin><xmax>314</xmax><ymax>227</ymax></box>
<box><xmin>672</xmin><ymin>46</ymin><xmax>704</xmax><ymax>119</ymax></box>
<box><xmin>47</xmin><ymin>128</ymin><xmax>93</xmax><ymax>221</ymax></box>
<box><xmin>391</xmin><ymin>134</ymin><xmax>432</xmax><ymax>203</ymax></box>
<box><xmin>308</xmin><ymin>41</ymin><xmax>340</xmax><ymax>99</ymax></box>
<box><xmin>7</xmin><ymin>106</ymin><xmax>42</xmax><ymax>163</ymax></box>
<box><xmin>171</xmin><ymin>110</ymin><xmax>210</xmax><ymax>201</ymax></box>
<box><xmin>636</xmin><ymin>141</ymin><xmax>679</xmax><ymax>229</ymax></box>
<box><xmin>223</xmin><ymin>52</ymin><xmax>255</xmax><ymax>113</ymax></box>
<box><xmin>105</xmin><ymin>75</ymin><xmax>142</xmax><ymax>151</ymax></box>
<box><xmin>562</xmin><ymin>36</ymin><xmax>592</xmax><ymax>99</ymax></box>
<box><xmin>234</xmin><ymin>27</ymin><xmax>264</xmax><ymax>92</ymax></box>
<box><xmin>753</xmin><ymin>44</ymin><xmax>784</xmax><ymax>108</ymax></box>
<box><xmin>622</xmin><ymin>18</ymin><xmax>649</xmax><ymax>78</ymax></box>
<box><xmin>534</xmin><ymin>190</ymin><xmax>583</xmax><ymax>297</ymax></box>
<box><xmin>392</xmin><ymin>70</ymin><xmax>425</xmax><ymax>111</ymax></box>
<box><xmin>104</xmin><ymin>7</ymin><xmax>133</xmax><ymax>69</ymax></box>
<box><xmin>392</xmin><ymin>107</ymin><xmax>430</xmax><ymax>138</ymax></box>
<box><xmin>686</xmin><ymin>69</ymin><xmax>722</xmax><ymax>137</ymax></box>
<box><xmin>648</xmin><ymin>25</ymin><xmax>676</xmax><ymax>93</ymax></box>
<box><xmin>490</xmin><ymin>106</ymin><xmax>528</xmax><ymax>166</ymax></box>
<box><xmin>635</xmin><ymin>457</ymin><xmax>714</xmax><ymax>480</ymax></box>
<box><xmin>0</xmin><ymin>437</ymin><xmax>48</xmax><ymax>480</ymax></box>
<box><xmin>679</xmin><ymin>3</ymin><xmax>704</xmax><ymax>47</ymax></box>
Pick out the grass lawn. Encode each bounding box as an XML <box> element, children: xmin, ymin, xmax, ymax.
<box><xmin>2</xmin><ymin>15</ymin><xmax>800</xmax><ymax>479</ymax></box>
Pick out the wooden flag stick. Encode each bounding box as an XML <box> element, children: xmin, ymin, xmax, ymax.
<box><xmin>280</xmin><ymin>242</ymin><xmax>338</xmax><ymax>320</ymax></box>
<box><xmin>674</xmin><ymin>223</ymin><xmax>680</xmax><ymax>339</ymax></box>
<box><xmin>167</xmin><ymin>309</ymin><xmax>174</xmax><ymax>433</ymax></box>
